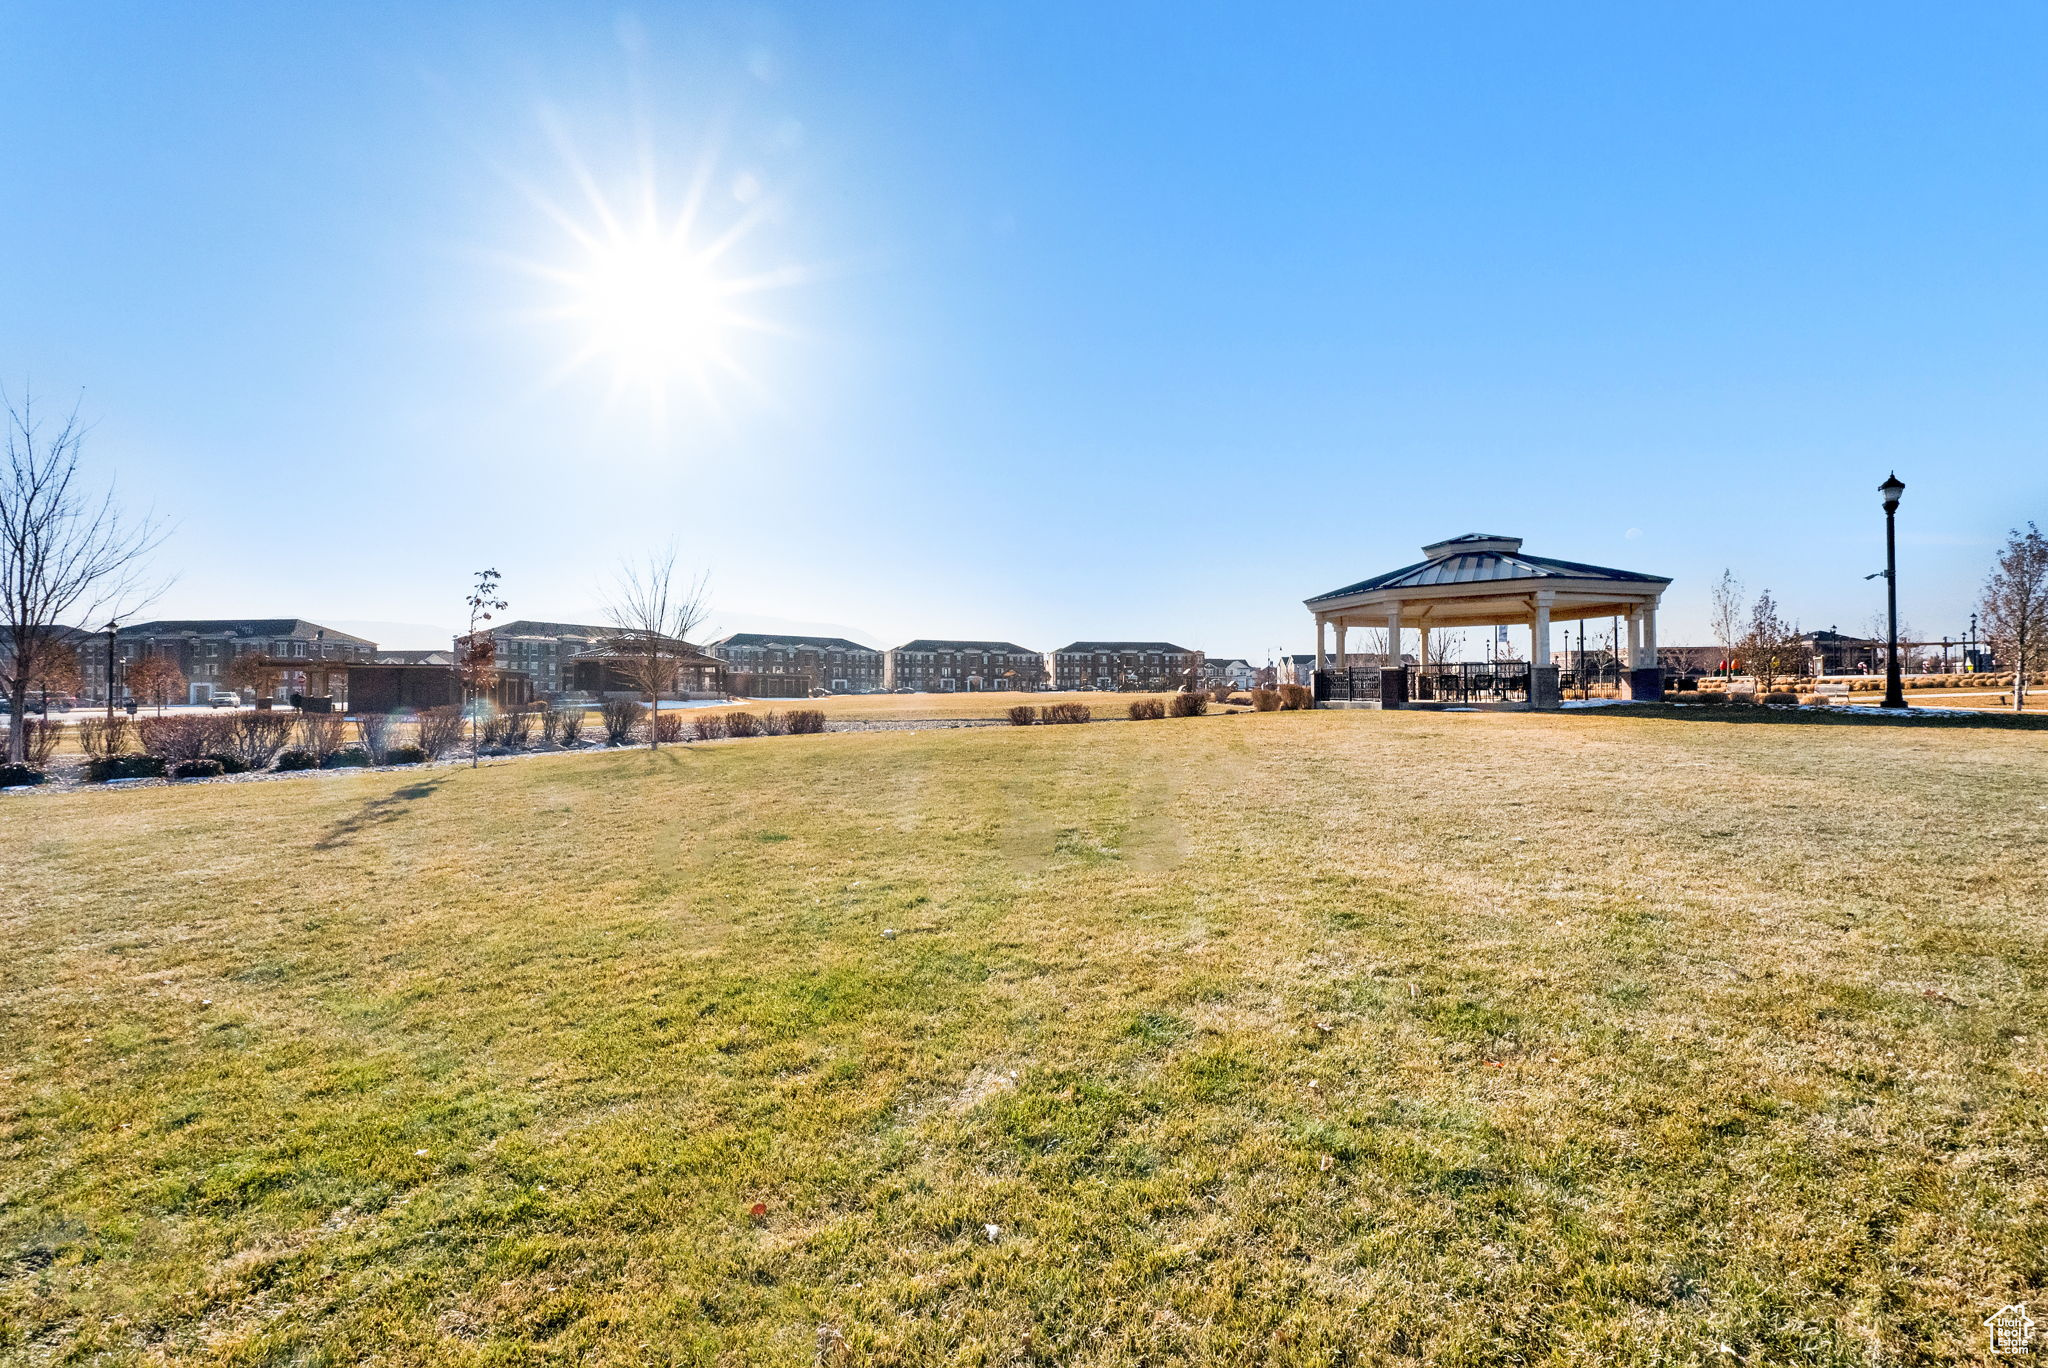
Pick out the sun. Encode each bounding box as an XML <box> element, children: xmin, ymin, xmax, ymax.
<box><xmin>503</xmin><ymin>139</ymin><xmax>805</xmax><ymax>421</ymax></box>
<box><xmin>561</xmin><ymin>227</ymin><xmax>739</xmax><ymax>387</ymax></box>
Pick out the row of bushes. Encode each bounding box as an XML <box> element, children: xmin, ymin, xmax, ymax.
<box><xmin>691</xmin><ymin>709</ymin><xmax>827</xmax><ymax>740</ymax></box>
<box><xmin>1007</xmin><ymin>703</ymin><xmax>1094</xmax><ymax>725</ymax></box>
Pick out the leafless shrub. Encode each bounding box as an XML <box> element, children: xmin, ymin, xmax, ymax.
<box><xmin>757</xmin><ymin>711</ymin><xmax>789</xmax><ymax>736</ymax></box>
<box><xmin>502</xmin><ymin>707</ymin><xmax>534</xmax><ymax>750</ymax></box>
<box><xmin>691</xmin><ymin>713</ymin><xmax>726</xmax><ymax>741</ymax></box>
<box><xmin>1209</xmin><ymin>686</ymin><xmax>1234</xmax><ymax>705</ymax></box>
<box><xmin>1169</xmin><ymin>692</ymin><xmax>1208</xmax><ymax>717</ymax></box>
<box><xmin>356</xmin><ymin>712</ymin><xmax>394</xmax><ymax>765</ymax></box>
<box><xmin>1128</xmin><ymin>699</ymin><xmax>1165</xmax><ymax>720</ymax></box>
<box><xmin>78</xmin><ymin>714</ymin><xmax>130</xmax><ymax>758</ymax></box>
<box><xmin>556</xmin><ymin>705</ymin><xmax>586</xmax><ymax>747</ymax></box>
<box><xmin>138</xmin><ymin>714</ymin><xmax>233</xmax><ymax>763</ymax></box>
<box><xmin>2</xmin><ymin>718</ymin><xmax>64</xmax><ymax>766</ymax></box>
<box><xmin>1278</xmin><ymin>683</ymin><xmax>1311</xmax><ymax>710</ymax></box>
<box><xmin>651</xmin><ymin>710</ymin><xmax>684</xmax><ymax>744</ymax></box>
<box><xmin>1249</xmin><ymin>688</ymin><xmax>1282</xmax><ymax>712</ymax></box>
<box><xmin>784</xmin><ymin>709</ymin><xmax>825</xmax><ymax>734</ymax></box>
<box><xmin>536</xmin><ymin>700</ymin><xmax>561</xmax><ymax>745</ymax></box>
<box><xmin>415</xmin><ymin>706</ymin><xmax>465</xmax><ymax>758</ymax></box>
<box><xmin>1761</xmin><ymin>690</ymin><xmax>1799</xmax><ymax>705</ymax></box>
<box><xmin>229</xmin><ymin>711</ymin><xmax>296</xmax><ymax>768</ymax></box>
<box><xmin>1042</xmin><ymin>702</ymin><xmax>1091</xmax><ymax>724</ymax></box>
<box><xmin>298</xmin><ymin>713</ymin><xmax>347</xmax><ymax>762</ymax></box>
<box><xmin>1007</xmin><ymin>705</ymin><xmax>1038</xmax><ymax>726</ymax></box>
<box><xmin>723</xmin><ymin>710</ymin><xmax>763</xmax><ymax>738</ymax></box>
<box><xmin>600</xmin><ymin>697</ymin><xmax>643</xmax><ymax>746</ymax></box>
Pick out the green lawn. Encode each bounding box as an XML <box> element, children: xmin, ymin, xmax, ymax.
<box><xmin>5</xmin><ymin>709</ymin><xmax>2046</xmax><ymax>1365</ymax></box>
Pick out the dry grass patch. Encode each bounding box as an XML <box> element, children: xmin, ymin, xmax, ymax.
<box><xmin>2</xmin><ymin>711</ymin><xmax>2045</xmax><ymax>1364</ymax></box>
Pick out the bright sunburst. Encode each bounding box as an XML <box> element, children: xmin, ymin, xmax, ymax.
<box><xmin>506</xmin><ymin>132</ymin><xmax>805</xmax><ymax>422</ymax></box>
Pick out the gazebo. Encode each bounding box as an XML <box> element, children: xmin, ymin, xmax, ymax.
<box><xmin>1304</xmin><ymin>534</ymin><xmax>1672</xmax><ymax>709</ymax></box>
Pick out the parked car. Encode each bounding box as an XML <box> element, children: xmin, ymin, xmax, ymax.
<box><xmin>208</xmin><ymin>693</ymin><xmax>241</xmax><ymax>708</ymax></box>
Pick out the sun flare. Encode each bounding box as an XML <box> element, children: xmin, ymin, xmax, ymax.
<box><xmin>506</xmin><ymin>139</ymin><xmax>805</xmax><ymax>421</ymax></box>
<box><xmin>563</xmin><ymin>230</ymin><xmax>737</xmax><ymax>386</ymax></box>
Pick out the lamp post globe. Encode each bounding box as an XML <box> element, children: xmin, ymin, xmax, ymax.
<box><xmin>1880</xmin><ymin>473</ymin><xmax>1907</xmax><ymax>709</ymax></box>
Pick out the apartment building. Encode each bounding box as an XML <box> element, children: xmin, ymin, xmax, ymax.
<box><xmin>884</xmin><ymin>640</ymin><xmax>1048</xmax><ymax>692</ymax></box>
<box><xmin>474</xmin><ymin>620</ymin><xmax>611</xmax><ymax>694</ymax></box>
<box><xmin>83</xmin><ymin>619</ymin><xmax>376</xmax><ymax>702</ymax></box>
<box><xmin>710</xmin><ymin>633</ymin><xmax>884</xmax><ymax>694</ymax></box>
<box><xmin>1047</xmin><ymin>641</ymin><xmax>1205</xmax><ymax>691</ymax></box>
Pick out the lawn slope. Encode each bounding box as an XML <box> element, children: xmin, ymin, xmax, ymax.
<box><xmin>3</xmin><ymin>710</ymin><xmax>2045</xmax><ymax>1365</ymax></box>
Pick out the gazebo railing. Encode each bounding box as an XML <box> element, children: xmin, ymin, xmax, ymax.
<box><xmin>1406</xmin><ymin>662</ymin><xmax>1531</xmax><ymax>703</ymax></box>
<box><xmin>1314</xmin><ymin>667</ymin><xmax>1382</xmax><ymax>702</ymax></box>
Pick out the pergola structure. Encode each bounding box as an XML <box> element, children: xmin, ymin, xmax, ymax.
<box><xmin>1304</xmin><ymin>534</ymin><xmax>1672</xmax><ymax>709</ymax></box>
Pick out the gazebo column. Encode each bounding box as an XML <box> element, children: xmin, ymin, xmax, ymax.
<box><xmin>1629</xmin><ymin>601</ymin><xmax>1665</xmax><ymax>701</ymax></box>
<box><xmin>1382</xmin><ymin>603</ymin><xmax>1407</xmax><ymax>707</ymax></box>
<box><xmin>1333</xmin><ymin>621</ymin><xmax>1347</xmax><ymax>672</ymax></box>
<box><xmin>1313</xmin><ymin>616</ymin><xmax>1326</xmax><ymax>671</ymax></box>
<box><xmin>1530</xmin><ymin>592</ymin><xmax>1560</xmax><ymax>708</ymax></box>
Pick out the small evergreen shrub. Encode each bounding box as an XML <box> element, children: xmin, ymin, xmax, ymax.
<box><xmin>87</xmin><ymin>754</ymin><xmax>168</xmax><ymax>782</ymax></box>
<box><xmin>322</xmin><ymin>748</ymin><xmax>371</xmax><ymax>768</ymax></box>
<box><xmin>171</xmin><ymin>758</ymin><xmax>225</xmax><ymax>780</ymax></box>
<box><xmin>204</xmin><ymin>753</ymin><xmax>250</xmax><ymax>775</ymax></box>
<box><xmin>1127</xmin><ymin>699</ymin><xmax>1165</xmax><ymax>720</ymax></box>
<box><xmin>1007</xmin><ymin>705</ymin><xmax>1038</xmax><ymax>726</ymax></box>
<box><xmin>385</xmin><ymin>745</ymin><xmax>428</xmax><ymax>765</ymax></box>
<box><xmin>274</xmin><ymin>749</ymin><xmax>318</xmax><ymax>771</ymax></box>
<box><xmin>0</xmin><ymin>763</ymin><xmax>46</xmax><ymax>787</ymax></box>
<box><xmin>1169</xmin><ymin>692</ymin><xmax>1208</xmax><ymax>717</ymax></box>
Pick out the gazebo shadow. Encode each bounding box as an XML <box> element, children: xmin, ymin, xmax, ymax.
<box><xmin>1560</xmin><ymin>702</ymin><xmax>2048</xmax><ymax>733</ymax></box>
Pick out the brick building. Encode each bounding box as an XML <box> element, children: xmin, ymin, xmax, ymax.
<box><xmin>710</xmin><ymin>633</ymin><xmax>884</xmax><ymax>694</ymax></box>
<box><xmin>1048</xmin><ymin>641</ymin><xmax>1205</xmax><ymax>691</ymax></box>
<box><xmin>83</xmin><ymin>619</ymin><xmax>376</xmax><ymax>703</ymax></box>
<box><xmin>473</xmin><ymin>620</ymin><xmax>611</xmax><ymax>694</ymax></box>
<box><xmin>884</xmin><ymin>640</ymin><xmax>1048</xmax><ymax>692</ymax></box>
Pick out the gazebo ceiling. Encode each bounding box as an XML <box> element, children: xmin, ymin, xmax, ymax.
<box><xmin>1306</xmin><ymin>534</ymin><xmax>1671</xmax><ymax>624</ymax></box>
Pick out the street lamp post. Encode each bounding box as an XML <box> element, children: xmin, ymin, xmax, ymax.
<box><xmin>1879</xmin><ymin>473</ymin><xmax>1907</xmax><ymax>709</ymax></box>
<box><xmin>103</xmin><ymin>621</ymin><xmax>120</xmax><ymax>719</ymax></box>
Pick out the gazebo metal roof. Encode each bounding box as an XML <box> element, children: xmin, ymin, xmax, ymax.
<box><xmin>1308</xmin><ymin>535</ymin><xmax>1670</xmax><ymax>603</ymax></box>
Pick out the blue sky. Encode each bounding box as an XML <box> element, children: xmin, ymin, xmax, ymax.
<box><xmin>3</xmin><ymin>3</ymin><xmax>2044</xmax><ymax>655</ymax></box>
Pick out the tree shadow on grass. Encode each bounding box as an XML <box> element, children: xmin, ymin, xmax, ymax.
<box><xmin>1565</xmin><ymin>702</ymin><xmax>2048</xmax><ymax>733</ymax></box>
<box><xmin>314</xmin><ymin>780</ymin><xmax>444</xmax><ymax>849</ymax></box>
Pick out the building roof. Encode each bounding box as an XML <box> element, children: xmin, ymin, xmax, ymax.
<box><xmin>1308</xmin><ymin>534</ymin><xmax>1671</xmax><ymax>603</ymax></box>
<box><xmin>119</xmin><ymin>619</ymin><xmax>375</xmax><ymax>646</ymax></box>
<box><xmin>376</xmin><ymin>650</ymin><xmax>453</xmax><ymax>665</ymax></box>
<box><xmin>891</xmin><ymin>639</ymin><xmax>1040</xmax><ymax>654</ymax></box>
<box><xmin>1053</xmin><ymin>641</ymin><xmax>1198</xmax><ymax>654</ymax></box>
<box><xmin>713</xmin><ymin>633</ymin><xmax>877</xmax><ymax>652</ymax></box>
<box><xmin>486</xmin><ymin>619</ymin><xmax>611</xmax><ymax>639</ymax></box>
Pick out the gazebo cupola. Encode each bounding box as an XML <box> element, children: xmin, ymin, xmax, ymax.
<box><xmin>1304</xmin><ymin>533</ymin><xmax>1672</xmax><ymax>709</ymax></box>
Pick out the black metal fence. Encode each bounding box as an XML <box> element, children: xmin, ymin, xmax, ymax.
<box><xmin>1407</xmin><ymin>662</ymin><xmax>1531</xmax><ymax>703</ymax></box>
<box><xmin>1316</xmin><ymin>667</ymin><xmax>1382</xmax><ymax>702</ymax></box>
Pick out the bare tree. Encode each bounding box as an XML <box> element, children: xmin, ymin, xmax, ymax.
<box><xmin>222</xmin><ymin>650</ymin><xmax>277</xmax><ymax>702</ymax></box>
<box><xmin>126</xmin><ymin>654</ymin><xmax>186</xmax><ymax>713</ymax></box>
<box><xmin>1739</xmin><ymin>589</ymin><xmax>1803</xmax><ymax>694</ymax></box>
<box><xmin>456</xmin><ymin>568</ymin><xmax>507</xmax><ymax>768</ymax></box>
<box><xmin>1980</xmin><ymin>522</ymin><xmax>2048</xmax><ymax>711</ymax></box>
<box><xmin>604</xmin><ymin>547</ymin><xmax>710</xmax><ymax>751</ymax></box>
<box><xmin>1709</xmin><ymin>569</ymin><xmax>1744</xmax><ymax>678</ymax></box>
<box><xmin>1420</xmin><ymin>627</ymin><xmax>1465</xmax><ymax>668</ymax></box>
<box><xmin>1</xmin><ymin>391</ymin><xmax>166</xmax><ymax>761</ymax></box>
